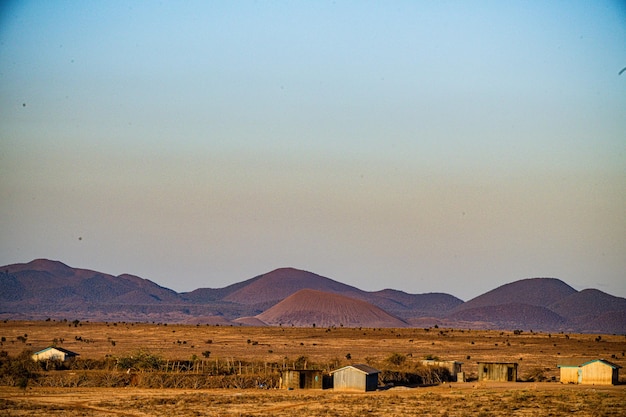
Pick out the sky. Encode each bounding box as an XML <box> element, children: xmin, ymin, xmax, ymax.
<box><xmin>1</xmin><ymin>1</ymin><xmax>625</xmax><ymax>301</ymax></box>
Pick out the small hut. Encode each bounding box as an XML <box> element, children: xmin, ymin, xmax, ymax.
<box><xmin>280</xmin><ymin>369</ymin><xmax>326</xmax><ymax>389</ymax></box>
<box><xmin>558</xmin><ymin>359</ymin><xmax>621</xmax><ymax>385</ymax></box>
<box><xmin>419</xmin><ymin>360</ymin><xmax>464</xmax><ymax>382</ymax></box>
<box><xmin>477</xmin><ymin>362</ymin><xmax>517</xmax><ymax>382</ymax></box>
<box><xmin>32</xmin><ymin>347</ymin><xmax>79</xmax><ymax>362</ymax></box>
<box><xmin>330</xmin><ymin>364</ymin><xmax>380</xmax><ymax>391</ymax></box>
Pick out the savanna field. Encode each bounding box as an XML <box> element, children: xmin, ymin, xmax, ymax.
<box><xmin>1</xmin><ymin>320</ymin><xmax>625</xmax><ymax>416</ymax></box>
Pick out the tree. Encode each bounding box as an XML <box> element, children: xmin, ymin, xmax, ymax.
<box><xmin>294</xmin><ymin>355</ymin><xmax>308</xmax><ymax>368</ymax></box>
<box><xmin>116</xmin><ymin>350</ymin><xmax>163</xmax><ymax>371</ymax></box>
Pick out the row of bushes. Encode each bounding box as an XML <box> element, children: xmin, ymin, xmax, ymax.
<box><xmin>24</xmin><ymin>372</ymin><xmax>280</xmax><ymax>389</ymax></box>
<box><xmin>3</xmin><ymin>369</ymin><xmax>452</xmax><ymax>390</ymax></box>
<box><xmin>1</xmin><ymin>349</ymin><xmax>456</xmax><ymax>389</ymax></box>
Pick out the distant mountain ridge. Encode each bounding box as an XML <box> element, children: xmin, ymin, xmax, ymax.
<box><xmin>1</xmin><ymin>259</ymin><xmax>624</xmax><ymax>333</ymax></box>
<box><xmin>185</xmin><ymin>267</ymin><xmax>463</xmax><ymax>320</ymax></box>
<box><xmin>450</xmin><ymin>278</ymin><xmax>578</xmax><ymax>313</ymax></box>
<box><xmin>1</xmin><ymin>259</ymin><xmax>180</xmax><ymax>305</ymax></box>
<box><xmin>450</xmin><ymin>279</ymin><xmax>626</xmax><ymax>333</ymax></box>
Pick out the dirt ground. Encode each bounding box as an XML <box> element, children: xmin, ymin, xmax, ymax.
<box><xmin>1</xmin><ymin>384</ymin><xmax>625</xmax><ymax>416</ymax></box>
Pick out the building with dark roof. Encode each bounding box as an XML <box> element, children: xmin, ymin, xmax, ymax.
<box><xmin>32</xmin><ymin>346</ymin><xmax>79</xmax><ymax>362</ymax></box>
<box><xmin>330</xmin><ymin>364</ymin><xmax>380</xmax><ymax>391</ymax></box>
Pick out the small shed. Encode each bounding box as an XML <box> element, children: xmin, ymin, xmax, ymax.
<box><xmin>419</xmin><ymin>360</ymin><xmax>464</xmax><ymax>382</ymax></box>
<box><xmin>477</xmin><ymin>362</ymin><xmax>517</xmax><ymax>382</ymax></box>
<box><xmin>280</xmin><ymin>369</ymin><xmax>326</xmax><ymax>389</ymax></box>
<box><xmin>330</xmin><ymin>364</ymin><xmax>380</xmax><ymax>392</ymax></box>
<box><xmin>558</xmin><ymin>359</ymin><xmax>621</xmax><ymax>385</ymax></box>
<box><xmin>32</xmin><ymin>347</ymin><xmax>79</xmax><ymax>362</ymax></box>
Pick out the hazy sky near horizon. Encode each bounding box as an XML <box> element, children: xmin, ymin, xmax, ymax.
<box><xmin>1</xmin><ymin>1</ymin><xmax>625</xmax><ymax>301</ymax></box>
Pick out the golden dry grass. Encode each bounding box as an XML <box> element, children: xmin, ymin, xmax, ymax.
<box><xmin>2</xmin><ymin>320</ymin><xmax>625</xmax><ymax>379</ymax></box>
<box><xmin>1</xmin><ymin>321</ymin><xmax>625</xmax><ymax>416</ymax></box>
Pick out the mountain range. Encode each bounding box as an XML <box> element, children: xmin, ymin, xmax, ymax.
<box><xmin>1</xmin><ymin>259</ymin><xmax>624</xmax><ymax>333</ymax></box>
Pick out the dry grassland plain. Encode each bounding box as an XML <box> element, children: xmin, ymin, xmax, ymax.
<box><xmin>1</xmin><ymin>321</ymin><xmax>625</xmax><ymax>416</ymax></box>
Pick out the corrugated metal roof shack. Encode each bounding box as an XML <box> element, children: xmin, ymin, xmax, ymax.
<box><xmin>558</xmin><ymin>359</ymin><xmax>621</xmax><ymax>385</ymax></box>
<box><xmin>280</xmin><ymin>370</ymin><xmax>327</xmax><ymax>389</ymax></box>
<box><xmin>330</xmin><ymin>364</ymin><xmax>380</xmax><ymax>392</ymax></box>
<box><xmin>477</xmin><ymin>362</ymin><xmax>518</xmax><ymax>382</ymax></box>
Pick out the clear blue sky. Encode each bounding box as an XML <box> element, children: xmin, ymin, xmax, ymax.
<box><xmin>1</xmin><ymin>1</ymin><xmax>625</xmax><ymax>300</ymax></box>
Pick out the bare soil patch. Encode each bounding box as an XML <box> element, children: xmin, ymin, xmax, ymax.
<box><xmin>1</xmin><ymin>384</ymin><xmax>625</xmax><ymax>417</ymax></box>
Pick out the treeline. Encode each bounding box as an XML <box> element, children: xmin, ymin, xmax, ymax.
<box><xmin>0</xmin><ymin>349</ymin><xmax>455</xmax><ymax>389</ymax></box>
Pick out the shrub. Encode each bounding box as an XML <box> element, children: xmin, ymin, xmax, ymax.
<box><xmin>386</xmin><ymin>353</ymin><xmax>407</xmax><ymax>366</ymax></box>
<box><xmin>413</xmin><ymin>364</ymin><xmax>451</xmax><ymax>385</ymax></box>
<box><xmin>523</xmin><ymin>367</ymin><xmax>547</xmax><ymax>382</ymax></box>
<box><xmin>0</xmin><ymin>349</ymin><xmax>38</xmax><ymax>387</ymax></box>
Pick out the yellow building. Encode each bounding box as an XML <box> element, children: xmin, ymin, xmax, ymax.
<box><xmin>558</xmin><ymin>359</ymin><xmax>621</xmax><ymax>385</ymax></box>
